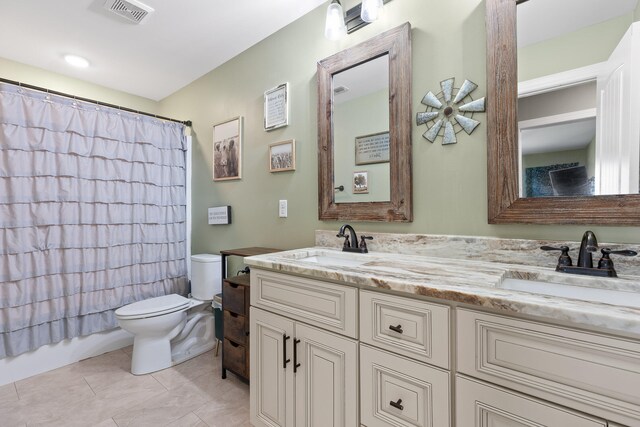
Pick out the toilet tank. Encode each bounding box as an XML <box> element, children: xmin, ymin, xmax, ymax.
<box><xmin>190</xmin><ymin>254</ymin><xmax>222</xmax><ymax>300</ymax></box>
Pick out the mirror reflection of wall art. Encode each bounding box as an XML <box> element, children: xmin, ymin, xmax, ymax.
<box><xmin>264</xmin><ymin>83</ymin><xmax>289</xmax><ymax>131</ymax></box>
<box><xmin>268</xmin><ymin>139</ymin><xmax>296</xmax><ymax>173</ymax></box>
<box><xmin>416</xmin><ymin>77</ymin><xmax>486</xmax><ymax>145</ymax></box>
<box><xmin>355</xmin><ymin>131</ymin><xmax>390</xmax><ymax>165</ymax></box>
<box><xmin>353</xmin><ymin>171</ymin><xmax>369</xmax><ymax>194</ymax></box>
<box><xmin>213</xmin><ymin>116</ymin><xmax>242</xmax><ymax>181</ymax></box>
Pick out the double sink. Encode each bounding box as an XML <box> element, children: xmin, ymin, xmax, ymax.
<box><xmin>288</xmin><ymin>249</ymin><xmax>640</xmax><ymax>310</ymax></box>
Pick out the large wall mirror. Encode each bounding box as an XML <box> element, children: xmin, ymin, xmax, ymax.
<box><xmin>317</xmin><ymin>22</ymin><xmax>412</xmax><ymax>222</ymax></box>
<box><xmin>487</xmin><ymin>0</ymin><xmax>640</xmax><ymax>224</ymax></box>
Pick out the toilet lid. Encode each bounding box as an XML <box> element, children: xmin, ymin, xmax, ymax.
<box><xmin>115</xmin><ymin>294</ymin><xmax>191</xmax><ymax>319</ymax></box>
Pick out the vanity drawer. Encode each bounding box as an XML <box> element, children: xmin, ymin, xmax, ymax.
<box><xmin>251</xmin><ymin>269</ymin><xmax>358</xmax><ymax>338</ymax></box>
<box><xmin>456</xmin><ymin>375</ymin><xmax>606</xmax><ymax>427</ymax></box>
<box><xmin>360</xmin><ymin>290</ymin><xmax>450</xmax><ymax>369</ymax></box>
<box><xmin>360</xmin><ymin>344</ymin><xmax>450</xmax><ymax>427</ymax></box>
<box><xmin>457</xmin><ymin>309</ymin><xmax>640</xmax><ymax>425</ymax></box>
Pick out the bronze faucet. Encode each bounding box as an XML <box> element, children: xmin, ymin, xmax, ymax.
<box><xmin>541</xmin><ymin>231</ymin><xmax>637</xmax><ymax>277</ymax></box>
<box><xmin>336</xmin><ymin>224</ymin><xmax>372</xmax><ymax>253</ymax></box>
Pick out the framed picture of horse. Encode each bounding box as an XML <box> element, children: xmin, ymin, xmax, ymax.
<box><xmin>213</xmin><ymin>116</ymin><xmax>242</xmax><ymax>181</ymax></box>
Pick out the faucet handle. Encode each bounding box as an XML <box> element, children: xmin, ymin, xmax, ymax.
<box><xmin>540</xmin><ymin>245</ymin><xmax>572</xmax><ymax>270</ymax></box>
<box><xmin>597</xmin><ymin>247</ymin><xmax>637</xmax><ymax>272</ymax></box>
<box><xmin>359</xmin><ymin>235</ymin><xmax>373</xmax><ymax>253</ymax></box>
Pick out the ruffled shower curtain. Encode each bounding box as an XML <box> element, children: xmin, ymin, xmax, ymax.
<box><xmin>0</xmin><ymin>82</ymin><xmax>188</xmax><ymax>358</ymax></box>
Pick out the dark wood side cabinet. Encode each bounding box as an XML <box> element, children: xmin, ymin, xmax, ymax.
<box><xmin>220</xmin><ymin>247</ymin><xmax>280</xmax><ymax>382</ymax></box>
<box><xmin>222</xmin><ymin>273</ymin><xmax>250</xmax><ymax>381</ymax></box>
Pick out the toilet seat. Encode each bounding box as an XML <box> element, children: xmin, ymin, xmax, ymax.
<box><xmin>115</xmin><ymin>294</ymin><xmax>191</xmax><ymax>320</ymax></box>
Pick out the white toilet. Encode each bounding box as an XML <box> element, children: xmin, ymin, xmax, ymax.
<box><xmin>116</xmin><ymin>254</ymin><xmax>222</xmax><ymax>375</ymax></box>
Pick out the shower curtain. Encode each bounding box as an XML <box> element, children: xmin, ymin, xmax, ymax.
<box><xmin>0</xmin><ymin>82</ymin><xmax>189</xmax><ymax>358</ymax></box>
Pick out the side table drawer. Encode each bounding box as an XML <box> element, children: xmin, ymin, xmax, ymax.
<box><xmin>457</xmin><ymin>308</ymin><xmax>640</xmax><ymax>425</ymax></box>
<box><xmin>360</xmin><ymin>290</ymin><xmax>450</xmax><ymax>369</ymax></box>
<box><xmin>251</xmin><ymin>269</ymin><xmax>358</xmax><ymax>338</ymax></box>
<box><xmin>223</xmin><ymin>280</ymin><xmax>246</xmax><ymax>315</ymax></box>
<box><xmin>223</xmin><ymin>310</ymin><xmax>247</xmax><ymax>345</ymax></box>
<box><xmin>223</xmin><ymin>338</ymin><xmax>247</xmax><ymax>377</ymax></box>
<box><xmin>360</xmin><ymin>344</ymin><xmax>450</xmax><ymax>427</ymax></box>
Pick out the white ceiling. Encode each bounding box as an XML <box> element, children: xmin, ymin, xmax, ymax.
<box><xmin>0</xmin><ymin>0</ymin><xmax>327</xmax><ymax>101</ymax></box>
<box><xmin>520</xmin><ymin>117</ymin><xmax>596</xmax><ymax>155</ymax></box>
<box><xmin>517</xmin><ymin>0</ymin><xmax>639</xmax><ymax>47</ymax></box>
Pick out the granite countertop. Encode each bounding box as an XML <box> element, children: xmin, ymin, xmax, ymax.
<box><xmin>245</xmin><ymin>247</ymin><xmax>640</xmax><ymax>337</ymax></box>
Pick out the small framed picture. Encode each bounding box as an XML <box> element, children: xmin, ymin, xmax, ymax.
<box><xmin>269</xmin><ymin>139</ymin><xmax>296</xmax><ymax>172</ymax></box>
<box><xmin>213</xmin><ymin>116</ymin><xmax>242</xmax><ymax>181</ymax></box>
<box><xmin>264</xmin><ymin>83</ymin><xmax>289</xmax><ymax>131</ymax></box>
<box><xmin>353</xmin><ymin>171</ymin><xmax>369</xmax><ymax>194</ymax></box>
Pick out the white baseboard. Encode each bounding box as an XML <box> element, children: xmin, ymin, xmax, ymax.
<box><xmin>0</xmin><ymin>328</ymin><xmax>134</xmax><ymax>386</ymax></box>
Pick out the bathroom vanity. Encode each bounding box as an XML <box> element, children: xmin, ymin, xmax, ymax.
<box><xmin>246</xmin><ymin>233</ymin><xmax>640</xmax><ymax>427</ymax></box>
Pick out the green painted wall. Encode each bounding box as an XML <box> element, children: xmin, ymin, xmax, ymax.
<box><xmin>0</xmin><ymin>57</ymin><xmax>160</xmax><ymax>112</ymax></box>
<box><xmin>159</xmin><ymin>0</ymin><xmax>640</xmax><ymax>255</ymax></box>
<box><xmin>636</xmin><ymin>1</ymin><xmax>640</xmax><ymax>21</ymax></box>
<box><xmin>523</xmin><ymin>148</ymin><xmax>590</xmax><ymax>173</ymax></box>
<box><xmin>518</xmin><ymin>14</ymin><xmax>632</xmax><ymax>81</ymax></box>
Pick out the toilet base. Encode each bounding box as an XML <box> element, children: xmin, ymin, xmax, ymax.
<box><xmin>171</xmin><ymin>303</ymin><xmax>215</xmax><ymax>365</ymax></box>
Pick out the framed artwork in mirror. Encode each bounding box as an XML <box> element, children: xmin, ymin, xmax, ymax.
<box><xmin>264</xmin><ymin>83</ymin><xmax>289</xmax><ymax>131</ymax></box>
<box><xmin>355</xmin><ymin>132</ymin><xmax>390</xmax><ymax>165</ymax></box>
<box><xmin>269</xmin><ymin>139</ymin><xmax>296</xmax><ymax>172</ymax></box>
<box><xmin>213</xmin><ymin>116</ymin><xmax>242</xmax><ymax>181</ymax></box>
<box><xmin>353</xmin><ymin>171</ymin><xmax>369</xmax><ymax>194</ymax></box>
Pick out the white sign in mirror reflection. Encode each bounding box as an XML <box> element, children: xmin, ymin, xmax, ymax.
<box><xmin>333</xmin><ymin>54</ymin><xmax>390</xmax><ymax>203</ymax></box>
<box><xmin>517</xmin><ymin>0</ymin><xmax>640</xmax><ymax>198</ymax></box>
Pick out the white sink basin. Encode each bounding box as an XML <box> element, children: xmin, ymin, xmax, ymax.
<box><xmin>500</xmin><ymin>278</ymin><xmax>640</xmax><ymax>309</ymax></box>
<box><xmin>298</xmin><ymin>254</ymin><xmax>367</xmax><ymax>268</ymax></box>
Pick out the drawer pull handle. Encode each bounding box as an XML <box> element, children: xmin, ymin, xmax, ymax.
<box><xmin>293</xmin><ymin>338</ymin><xmax>301</xmax><ymax>373</ymax></box>
<box><xmin>389</xmin><ymin>399</ymin><xmax>403</xmax><ymax>410</ymax></box>
<box><xmin>388</xmin><ymin>324</ymin><xmax>403</xmax><ymax>334</ymax></box>
<box><xmin>283</xmin><ymin>334</ymin><xmax>291</xmax><ymax>369</ymax></box>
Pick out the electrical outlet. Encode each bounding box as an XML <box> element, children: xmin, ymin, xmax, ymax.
<box><xmin>279</xmin><ymin>200</ymin><xmax>287</xmax><ymax>218</ymax></box>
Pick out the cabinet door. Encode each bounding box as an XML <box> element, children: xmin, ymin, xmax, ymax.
<box><xmin>294</xmin><ymin>322</ymin><xmax>358</xmax><ymax>427</ymax></box>
<box><xmin>251</xmin><ymin>307</ymin><xmax>295</xmax><ymax>427</ymax></box>
<box><xmin>456</xmin><ymin>376</ymin><xmax>607</xmax><ymax>427</ymax></box>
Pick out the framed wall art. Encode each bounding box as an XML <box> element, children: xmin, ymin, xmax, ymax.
<box><xmin>213</xmin><ymin>116</ymin><xmax>242</xmax><ymax>181</ymax></box>
<box><xmin>264</xmin><ymin>83</ymin><xmax>288</xmax><ymax>131</ymax></box>
<box><xmin>355</xmin><ymin>131</ymin><xmax>390</xmax><ymax>165</ymax></box>
<box><xmin>353</xmin><ymin>171</ymin><xmax>369</xmax><ymax>194</ymax></box>
<box><xmin>269</xmin><ymin>139</ymin><xmax>296</xmax><ymax>172</ymax></box>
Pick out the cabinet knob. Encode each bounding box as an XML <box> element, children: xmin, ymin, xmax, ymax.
<box><xmin>388</xmin><ymin>324</ymin><xmax>403</xmax><ymax>334</ymax></box>
<box><xmin>389</xmin><ymin>398</ymin><xmax>404</xmax><ymax>410</ymax></box>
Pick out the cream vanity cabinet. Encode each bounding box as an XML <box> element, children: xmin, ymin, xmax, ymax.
<box><xmin>359</xmin><ymin>290</ymin><xmax>451</xmax><ymax>427</ymax></box>
<box><xmin>249</xmin><ymin>269</ymin><xmax>358</xmax><ymax>427</ymax></box>
<box><xmin>456</xmin><ymin>308</ymin><xmax>640</xmax><ymax>427</ymax></box>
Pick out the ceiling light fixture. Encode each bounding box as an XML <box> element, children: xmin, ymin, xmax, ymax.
<box><xmin>64</xmin><ymin>54</ymin><xmax>90</xmax><ymax>68</ymax></box>
<box><xmin>324</xmin><ymin>0</ymin><xmax>391</xmax><ymax>40</ymax></box>
<box><xmin>324</xmin><ymin>0</ymin><xmax>347</xmax><ymax>41</ymax></box>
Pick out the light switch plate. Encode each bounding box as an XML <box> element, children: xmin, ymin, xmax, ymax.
<box><xmin>279</xmin><ymin>200</ymin><xmax>287</xmax><ymax>218</ymax></box>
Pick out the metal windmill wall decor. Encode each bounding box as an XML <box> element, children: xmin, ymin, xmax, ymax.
<box><xmin>416</xmin><ymin>77</ymin><xmax>486</xmax><ymax>145</ymax></box>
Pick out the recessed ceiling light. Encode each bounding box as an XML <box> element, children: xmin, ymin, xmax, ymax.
<box><xmin>64</xmin><ymin>54</ymin><xmax>90</xmax><ymax>68</ymax></box>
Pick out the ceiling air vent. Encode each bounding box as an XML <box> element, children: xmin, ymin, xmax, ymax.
<box><xmin>334</xmin><ymin>85</ymin><xmax>350</xmax><ymax>95</ymax></box>
<box><xmin>104</xmin><ymin>0</ymin><xmax>154</xmax><ymax>24</ymax></box>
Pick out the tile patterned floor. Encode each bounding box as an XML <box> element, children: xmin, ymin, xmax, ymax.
<box><xmin>0</xmin><ymin>347</ymin><xmax>250</xmax><ymax>427</ymax></box>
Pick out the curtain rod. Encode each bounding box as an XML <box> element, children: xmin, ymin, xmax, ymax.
<box><xmin>0</xmin><ymin>77</ymin><xmax>192</xmax><ymax>127</ymax></box>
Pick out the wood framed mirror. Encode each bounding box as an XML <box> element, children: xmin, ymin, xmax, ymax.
<box><xmin>317</xmin><ymin>22</ymin><xmax>412</xmax><ymax>222</ymax></box>
<box><xmin>487</xmin><ymin>0</ymin><xmax>640</xmax><ymax>225</ymax></box>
